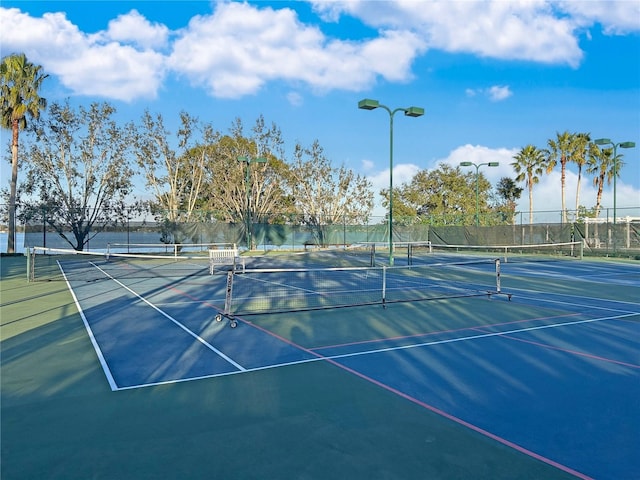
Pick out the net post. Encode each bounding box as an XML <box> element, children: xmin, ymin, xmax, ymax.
<box><xmin>428</xmin><ymin>241</ymin><xmax>432</xmax><ymax>254</ymax></box>
<box><xmin>370</xmin><ymin>243</ymin><xmax>376</xmax><ymax>267</ymax></box>
<box><xmin>26</xmin><ymin>248</ymin><xmax>33</xmax><ymax>282</ymax></box>
<box><xmin>495</xmin><ymin>258</ymin><xmax>501</xmax><ymax>293</ymax></box>
<box><xmin>381</xmin><ymin>265</ymin><xmax>387</xmax><ymax>307</ymax></box>
<box><xmin>579</xmin><ymin>241</ymin><xmax>584</xmax><ymax>260</ymax></box>
<box><xmin>224</xmin><ymin>270</ymin><xmax>234</xmax><ymax>318</ymax></box>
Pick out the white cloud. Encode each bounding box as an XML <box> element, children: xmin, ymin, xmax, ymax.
<box><xmin>0</xmin><ymin>7</ymin><xmax>166</xmax><ymax>101</ymax></box>
<box><xmin>97</xmin><ymin>10</ymin><xmax>170</xmax><ymax>50</ymax></box>
<box><xmin>487</xmin><ymin>85</ymin><xmax>513</xmax><ymax>102</ymax></box>
<box><xmin>366</xmin><ymin>162</ymin><xmax>422</xmax><ymax>217</ymax></box>
<box><xmin>466</xmin><ymin>85</ymin><xmax>513</xmax><ymax>101</ymax></box>
<box><xmin>312</xmin><ymin>0</ymin><xmax>586</xmax><ymax>67</ymax></box>
<box><xmin>287</xmin><ymin>92</ymin><xmax>304</xmax><ymax>107</ymax></box>
<box><xmin>1</xmin><ymin>1</ymin><xmax>638</xmax><ymax>102</ymax></box>
<box><xmin>167</xmin><ymin>2</ymin><xmax>425</xmax><ymax>98</ymax></box>
<box><xmin>361</xmin><ymin>159</ymin><xmax>375</xmax><ymax>171</ymax></box>
<box><xmin>558</xmin><ymin>1</ymin><xmax>640</xmax><ymax>35</ymax></box>
<box><xmin>438</xmin><ymin>144</ymin><xmax>517</xmax><ymax>181</ymax></box>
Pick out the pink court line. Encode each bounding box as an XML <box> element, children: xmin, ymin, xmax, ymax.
<box><xmin>156</xmin><ymin>282</ymin><xmax>602</xmax><ymax>477</ymax></box>
<box><xmin>235</xmin><ymin>314</ymin><xmax>594</xmax><ymax>480</ymax></box>
<box><xmin>473</xmin><ymin>327</ymin><xmax>640</xmax><ymax>369</ymax></box>
<box><xmin>166</xmin><ymin>285</ymin><xmax>224</xmax><ymax>311</ymax></box>
<box><xmin>311</xmin><ymin>313</ymin><xmax>582</xmax><ymax>352</ymax></box>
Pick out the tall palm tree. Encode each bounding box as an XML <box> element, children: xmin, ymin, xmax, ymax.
<box><xmin>586</xmin><ymin>145</ymin><xmax>624</xmax><ymax>219</ymax></box>
<box><xmin>546</xmin><ymin>131</ymin><xmax>575</xmax><ymax>224</ymax></box>
<box><xmin>0</xmin><ymin>53</ymin><xmax>48</xmax><ymax>253</ymax></box>
<box><xmin>572</xmin><ymin>132</ymin><xmax>591</xmax><ymax>219</ymax></box>
<box><xmin>512</xmin><ymin>145</ymin><xmax>545</xmax><ymax>224</ymax></box>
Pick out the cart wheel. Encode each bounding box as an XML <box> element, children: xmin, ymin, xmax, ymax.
<box><xmin>230</xmin><ymin>320</ymin><xmax>238</xmax><ymax>328</ymax></box>
<box><xmin>215</xmin><ymin>314</ymin><xmax>222</xmax><ymax>322</ymax></box>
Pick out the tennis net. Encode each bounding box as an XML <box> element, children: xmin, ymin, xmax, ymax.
<box><xmin>219</xmin><ymin>258</ymin><xmax>504</xmax><ymax>322</ymax></box>
<box><xmin>405</xmin><ymin>241</ymin><xmax>583</xmax><ymax>265</ymax></box>
<box><xmin>27</xmin><ymin>246</ymin><xmax>221</xmax><ymax>282</ymax></box>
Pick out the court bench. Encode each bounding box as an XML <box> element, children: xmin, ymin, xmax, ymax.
<box><xmin>208</xmin><ymin>247</ymin><xmax>245</xmax><ymax>274</ymax></box>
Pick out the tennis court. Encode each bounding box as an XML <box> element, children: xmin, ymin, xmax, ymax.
<box><xmin>2</xmin><ymin>246</ymin><xmax>639</xmax><ymax>479</ymax></box>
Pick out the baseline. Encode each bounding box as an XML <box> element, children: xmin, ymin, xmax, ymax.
<box><xmin>89</xmin><ymin>261</ymin><xmax>246</xmax><ymax>373</ymax></box>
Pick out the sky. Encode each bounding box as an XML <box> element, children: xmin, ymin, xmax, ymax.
<box><xmin>1</xmin><ymin>0</ymin><xmax>639</xmax><ymax>221</ymax></box>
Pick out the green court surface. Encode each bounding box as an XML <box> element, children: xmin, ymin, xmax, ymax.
<box><xmin>1</xmin><ymin>254</ymin><xmax>637</xmax><ymax>479</ymax></box>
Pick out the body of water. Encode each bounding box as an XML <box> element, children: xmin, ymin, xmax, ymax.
<box><xmin>0</xmin><ymin>232</ymin><xmax>26</xmax><ymax>254</ymax></box>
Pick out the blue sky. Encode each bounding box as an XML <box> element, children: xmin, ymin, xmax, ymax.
<box><xmin>1</xmin><ymin>0</ymin><xmax>639</xmax><ymax>219</ymax></box>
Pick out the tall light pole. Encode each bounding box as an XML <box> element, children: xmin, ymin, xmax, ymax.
<box><xmin>593</xmin><ymin>138</ymin><xmax>635</xmax><ymax>225</ymax></box>
<box><xmin>459</xmin><ymin>161</ymin><xmax>499</xmax><ymax>227</ymax></box>
<box><xmin>358</xmin><ymin>98</ymin><xmax>424</xmax><ymax>266</ymax></box>
<box><xmin>238</xmin><ymin>155</ymin><xmax>267</xmax><ymax>249</ymax></box>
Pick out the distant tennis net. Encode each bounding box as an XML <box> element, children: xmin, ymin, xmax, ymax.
<box><xmin>27</xmin><ymin>245</ymin><xmax>239</xmax><ymax>282</ymax></box>
<box><xmin>218</xmin><ymin>258</ymin><xmax>505</xmax><ymax>323</ymax></box>
<box><xmin>359</xmin><ymin>241</ymin><xmax>583</xmax><ymax>266</ymax></box>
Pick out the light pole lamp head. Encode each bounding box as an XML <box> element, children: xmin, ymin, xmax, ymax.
<box><xmin>594</xmin><ymin>138</ymin><xmax>612</xmax><ymax>146</ymax></box>
<box><xmin>358</xmin><ymin>98</ymin><xmax>380</xmax><ymax>110</ymax></box>
<box><xmin>619</xmin><ymin>141</ymin><xmax>636</xmax><ymax>149</ymax></box>
<box><xmin>238</xmin><ymin>155</ymin><xmax>267</xmax><ymax>164</ymax></box>
<box><xmin>488</xmin><ymin>162</ymin><xmax>500</xmax><ymax>167</ymax></box>
<box><xmin>459</xmin><ymin>162</ymin><xmax>473</xmax><ymax>167</ymax></box>
<box><xmin>404</xmin><ymin>106</ymin><xmax>424</xmax><ymax>117</ymax></box>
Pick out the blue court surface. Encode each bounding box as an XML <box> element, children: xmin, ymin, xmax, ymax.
<box><xmin>61</xmin><ymin>257</ymin><xmax>639</xmax><ymax>480</ymax></box>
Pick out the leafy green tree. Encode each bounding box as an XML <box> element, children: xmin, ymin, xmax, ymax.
<box><xmin>285</xmin><ymin>139</ymin><xmax>373</xmax><ymax>245</ymax></box>
<box><xmin>495</xmin><ymin>177</ymin><xmax>523</xmax><ymax>224</ymax></box>
<box><xmin>20</xmin><ymin>101</ymin><xmax>134</xmax><ymax>250</ymax></box>
<box><xmin>132</xmin><ymin>111</ymin><xmax>215</xmax><ymax>225</ymax></box>
<box><xmin>199</xmin><ymin>116</ymin><xmax>290</xmax><ymax>228</ymax></box>
<box><xmin>0</xmin><ymin>53</ymin><xmax>48</xmax><ymax>253</ymax></box>
<box><xmin>576</xmin><ymin>205</ymin><xmax>598</xmax><ymax>222</ymax></box>
<box><xmin>393</xmin><ymin>163</ymin><xmax>481</xmax><ymax>226</ymax></box>
<box><xmin>512</xmin><ymin>145</ymin><xmax>545</xmax><ymax>224</ymax></box>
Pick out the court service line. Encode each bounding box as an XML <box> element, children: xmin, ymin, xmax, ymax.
<box><xmin>58</xmin><ymin>261</ymin><xmax>119</xmax><ymax>391</ymax></box>
<box><xmin>121</xmin><ymin>310</ymin><xmax>639</xmax><ymax>391</ymax></box>
<box><xmin>508</xmin><ymin>287</ymin><xmax>640</xmax><ymax>313</ymax></box>
<box><xmin>471</xmin><ymin>327</ymin><xmax>640</xmax><ymax>369</ymax></box>
<box><xmin>323</xmin><ymin>312</ymin><xmax>639</xmax><ymax>362</ymax></box>
<box><xmin>89</xmin><ymin>262</ymin><xmax>247</xmax><ymax>373</ymax></box>
<box><xmin>311</xmin><ymin>312</ymin><xmax>583</xmax><ymax>352</ymax></box>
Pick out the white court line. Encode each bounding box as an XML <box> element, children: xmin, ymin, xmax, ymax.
<box><xmin>58</xmin><ymin>261</ymin><xmax>119</xmax><ymax>391</ymax></box>
<box><xmin>115</xmin><ymin>311</ymin><xmax>638</xmax><ymax>390</ymax></box>
<box><xmin>87</xmin><ymin>262</ymin><xmax>247</xmax><ymax>374</ymax></box>
<box><xmin>505</xmin><ymin>287</ymin><xmax>640</xmax><ymax>314</ymax></box>
<box><xmin>325</xmin><ymin>312</ymin><xmax>639</xmax><ymax>361</ymax></box>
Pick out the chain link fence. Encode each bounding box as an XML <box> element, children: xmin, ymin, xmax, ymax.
<box><xmin>2</xmin><ymin>205</ymin><xmax>639</xmax><ymax>258</ymax></box>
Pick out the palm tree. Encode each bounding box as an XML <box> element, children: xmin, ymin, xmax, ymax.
<box><xmin>586</xmin><ymin>145</ymin><xmax>624</xmax><ymax>219</ymax></box>
<box><xmin>1</xmin><ymin>53</ymin><xmax>48</xmax><ymax>253</ymax></box>
<box><xmin>571</xmin><ymin>133</ymin><xmax>591</xmax><ymax>220</ymax></box>
<box><xmin>546</xmin><ymin>131</ymin><xmax>575</xmax><ymax>224</ymax></box>
<box><xmin>512</xmin><ymin>145</ymin><xmax>545</xmax><ymax>224</ymax></box>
